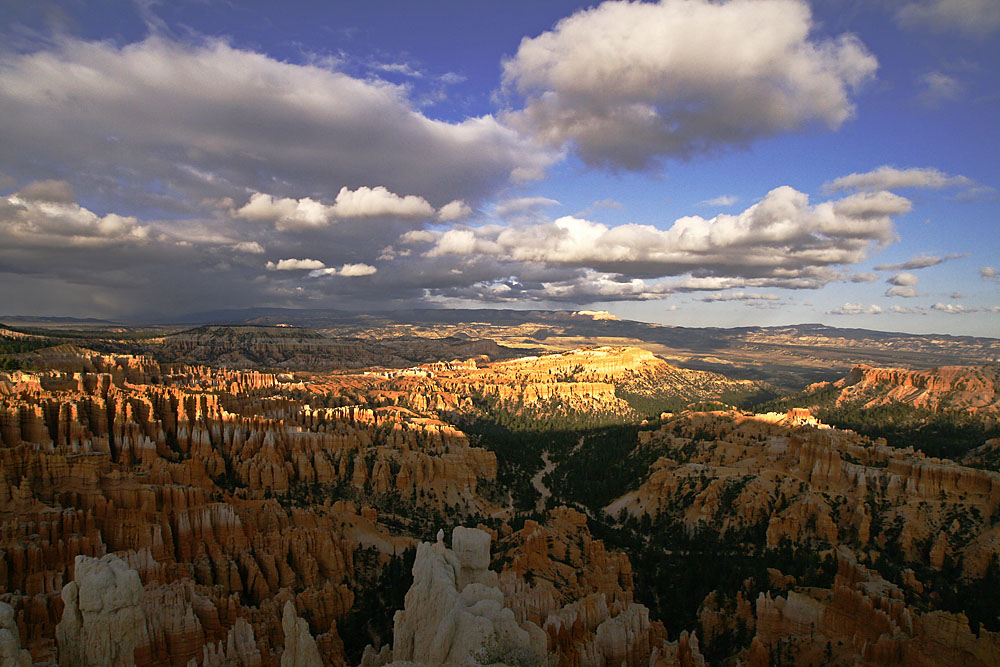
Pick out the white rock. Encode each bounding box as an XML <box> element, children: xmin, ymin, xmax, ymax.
<box><xmin>56</xmin><ymin>554</ymin><xmax>148</xmax><ymax>667</ymax></box>
<box><xmin>388</xmin><ymin>528</ymin><xmax>545</xmax><ymax>666</ymax></box>
<box><xmin>281</xmin><ymin>600</ymin><xmax>323</xmax><ymax>667</ymax></box>
<box><xmin>0</xmin><ymin>601</ymin><xmax>31</xmax><ymax>667</ymax></box>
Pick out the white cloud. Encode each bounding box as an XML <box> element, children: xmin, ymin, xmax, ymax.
<box><xmin>931</xmin><ymin>302</ymin><xmax>975</xmax><ymax>314</ymax></box>
<box><xmin>235</xmin><ymin>193</ymin><xmax>334</xmax><ymax>230</ymax></box>
<box><xmin>437</xmin><ymin>200</ymin><xmax>473</xmax><ymax>222</ymax></box>
<box><xmin>981</xmin><ymin>266</ymin><xmax>998</xmax><ymax>279</ymax></box>
<box><xmin>849</xmin><ymin>272</ymin><xmax>879</xmax><ymax>283</ymax></box>
<box><xmin>699</xmin><ymin>195</ymin><xmax>739</xmax><ymax>207</ymax></box>
<box><xmin>887</xmin><ymin>272</ymin><xmax>918</xmax><ymax>286</ymax></box>
<box><xmin>234</xmin><ymin>186</ymin><xmax>438</xmax><ymax>230</ymax></box>
<box><xmin>330</xmin><ymin>186</ymin><xmax>435</xmax><ymax>219</ymax></box>
<box><xmin>421</xmin><ymin>186</ymin><xmax>910</xmax><ymax>287</ymax></box>
<box><xmin>825</xmin><ymin>166</ymin><xmax>972</xmax><ymax>192</ymax></box>
<box><xmin>266</xmin><ymin>258</ymin><xmax>327</xmax><ymax>271</ymax></box>
<box><xmin>0</xmin><ymin>187</ymin><xmax>148</xmax><ymax>247</ymax></box>
<box><xmin>502</xmin><ymin>0</ymin><xmax>877</xmax><ymax>169</ymax></box>
<box><xmin>336</xmin><ymin>263</ymin><xmax>378</xmax><ymax>277</ymax></box>
<box><xmin>309</xmin><ymin>263</ymin><xmax>378</xmax><ymax>277</ymax></box>
<box><xmin>0</xmin><ymin>37</ymin><xmax>553</xmax><ymax>214</ymax></box>
<box><xmin>828</xmin><ymin>303</ymin><xmax>883</xmax><ymax>315</ymax></box>
<box><xmin>917</xmin><ymin>71</ymin><xmax>963</xmax><ymax>108</ymax></box>
<box><xmin>885</xmin><ymin>286</ymin><xmax>919</xmax><ymax>298</ymax></box>
<box><xmin>399</xmin><ymin>230</ymin><xmax>436</xmax><ymax>244</ymax></box>
<box><xmin>874</xmin><ymin>253</ymin><xmax>965</xmax><ymax>271</ymax></box>
<box><xmin>896</xmin><ymin>0</ymin><xmax>1000</xmax><ymax>37</ymax></box>
<box><xmin>232</xmin><ymin>241</ymin><xmax>265</xmax><ymax>254</ymax></box>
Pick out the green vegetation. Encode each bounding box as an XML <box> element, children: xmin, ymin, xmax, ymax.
<box><xmin>475</xmin><ymin>635</ymin><xmax>556</xmax><ymax>667</ymax></box>
<box><xmin>816</xmin><ymin>402</ymin><xmax>1000</xmax><ymax>461</ymax></box>
<box><xmin>339</xmin><ymin>546</ymin><xmax>416</xmax><ymax>663</ymax></box>
<box><xmin>0</xmin><ymin>335</ymin><xmax>54</xmax><ymax>370</ymax></box>
<box><xmin>755</xmin><ymin>384</ymin><xmax>1000</xmax><ymax>462</ymax></box>
<box><xmin>460</xmin><ymin>394</ymin><xmax>629</xmax><ymax>511</ymax></box>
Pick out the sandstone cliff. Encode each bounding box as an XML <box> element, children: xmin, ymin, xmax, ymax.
<box><xmin>813</xmin><ymin>364</ymin><xmax>1000</xmax><ymax>415</ymax></box>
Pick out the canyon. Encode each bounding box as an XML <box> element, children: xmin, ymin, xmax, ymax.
<box><xmin>1</xmin><ymin>320</ymin><xmax>999</xmax><ymax>665</ymax></box>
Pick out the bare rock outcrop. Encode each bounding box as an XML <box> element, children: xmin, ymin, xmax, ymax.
<box><xmin>822</xmin><ymin>364</ymin><xmax>1000</xmax><ymax>415</ymax></box>
<box><xmin>281</xmin><ymin>600</ymin><xmax>323</xmax><ymax>667</ymax></box>
<box><xmin>388</xmin><ymin>527</ymin><xmax>546</xmax><ymax>666</ymax></box>
<box><xmin>0</xmin><ymin>601</ymin><xmax>31</xmax><ymax>667</ymax></box>
<box><xmin>56</xmin><ymin>553</ymin><xmax>148</xmax><ymax>667</ymax></box>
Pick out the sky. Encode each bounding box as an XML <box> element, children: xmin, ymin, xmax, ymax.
<box><xmin>0</xmin><ymin>0</ymin><xmax>998</xmax><ymax>336</ymax></box>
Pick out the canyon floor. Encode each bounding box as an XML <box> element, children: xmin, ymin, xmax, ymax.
<box><xmin>1</xmin><ymin>311</ymin><xmax>999</xmax><ymax>666</ymax></box>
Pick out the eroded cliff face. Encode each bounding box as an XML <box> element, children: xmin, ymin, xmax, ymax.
<box><xmin>819</xmin><ymin>364</ymin><xmax>1000</xmax><ymax>415</ymax></box>
<box><xmin>612</xmin><ymin>411</ymin><xmax>1000</xmax><ymax>577</ymax></box>
<box><xmin>607</xmin><ymin>411</ymin><xmax>1000</xmax><ymax>665</ymax></box>
<box><xmin>363</xmin><ymin>522</ymin><xmax>705</xmax><ymax>667</ymax></box>
<box><xmin>0</xmin><ymin>349</ymin><xmax>502</xmax><ymax>664</ymax></box>
<box><xmin>495</xmin><ymin>507</ymin><xmax>697</xmax><ymax>667</ymax></box>
<box><xmin>5</xmin><ymin>343</ymin><xmax>999</xmax><ymax>666</ymax></box>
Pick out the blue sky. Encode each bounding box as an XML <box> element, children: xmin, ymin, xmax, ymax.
<box><xmin>0</xmin><ymin>0</ymin><xmax>997</xmax><ymax>335</ymax></box>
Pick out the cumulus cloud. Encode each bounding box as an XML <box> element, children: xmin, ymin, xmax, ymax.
<box><xmin>849</xmin><ymin>272</ymin><xmax>879</xmax><ymax>283</ymax></box>
<box><xmin>896</xmin><ymin>0</ymin><xmax>1000</xmax><ymax>37</ymax></box>
<box><xmin>0</xmin><ymin>36</ymin><xmax>553</xmax><ymax>217</ymax></box>
<box><xmin>266</xmin><ymin>258</ymin><xmax>327</xmax><ymax>271</ymax></box>
<box><xmin>437</xmin><ymin>200</ymin><xmax>473</xmax><ymax>222</ymax></box>
<box><xmin>825</xmin><ymin>166</ymin><xmax>973</xmax><ymax>192</ymax></box>
<box><xmin>981</xmin><ymin>266</ymin><xmax>998</xmax><ymax>280</ymax></box>
<box><xmin>233</xmin><ymin>186</ymin><xmax>438</xmax><ymax>230</ymax></box>
<box><xmin>236</xmin><ymin>194</ymin><xmax>334</xmax><ymax>231</ymax></box>
<box><xmin>885</xmin><ymin>272</ymin><xmax>919</xmax><ymax>297</ymax></box>
<box><xmin>335</xmin><ymin>263</ymin><xmax>378</xmax><ymax>277</ymax></box>
<box><xmin>502</xmin><ymin>0</ymin><xmax>877</xmax><ymax>169</ymax></box>
<box><xmin>265</xmin><ymin>258</ymin><xmax>377</xmax><ymax>277</ymax></box>
<box><xmin>420</xmin><ymin>186</ymin><xmax>910</xmax><ymax>288</ymax></box>
<box><xmin>874</xmin><ymin>253</ymin><xmax>965</xmax><ymax>271</ymax></box>
<box><xmin>885</xmin><ymin>286</ymin><xmax>919</xmax><ymax>298</ymax></box>
<box><xmin>931</xmin><ymin>302</ymin><xmax>975</xmax><ymax>314</ymax></box>
<box><xmin>828</xmin><ymin>303</ymin><xmax>883</xmax><ymax>315</ymax></box>
<box><xmin>887</xmin><ymin>272</ymin><xmax>918</xmax><ymax>286</ymax></box>
<box><xmin>331</xmin><ymin>186</ymin><xmax>435</xmax><ymax>219</ymax></box>
<box><xmin>232</xmin><ymin>241</ymin><xmax>265</xmax><ymax>254</ymax></box>
<box><xmin>432</xmin><ymin>271</ymin><xmax>677</xmax><ymax>304</ymax></box>
<box><xmin>309</xmin><ymin>263</ymin><xmax>378</xmax><ymax>277</ymax></box>
<box><xmin>0</xmin><ymin>187</ymin><xmax>149</xmax><ymax>247</ymax></box>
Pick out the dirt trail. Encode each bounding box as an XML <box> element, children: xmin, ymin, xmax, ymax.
<box><xmin>531</xmin><ymin>451</ymin><xmax>556</xmax><ymax>513</ymax></box>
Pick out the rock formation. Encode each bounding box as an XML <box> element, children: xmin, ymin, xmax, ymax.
<box><xmin>388</xmin><ymin>527</ymin><xmax>546</xmax><ymax>666</ymax></box>
<box><xmin>815</xmin><ymin>363</ymin><xmax>1000</xmax><ymax>415</ymax></box>
<box><xmin>56</xmin><ymin>554</ymin><xmax>148</xmax><ymax>667</ymax></box>
<box><xmin>3</xmin><ymin>341</ymin><xmax>999</xmax><ymax>666</ymax></box>
<box><xmin>281</xmin><ymin>600</ymin><xmax>323</xmax><ymax>667</ymax></box>
<box><xmin>0</xmin><ymin>601</ymin><xmax>31</xmax><ymax>667</ymax></box>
